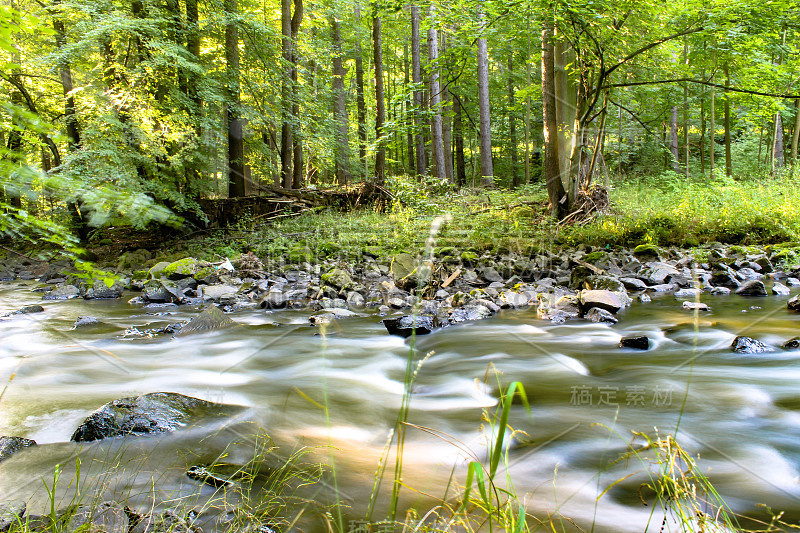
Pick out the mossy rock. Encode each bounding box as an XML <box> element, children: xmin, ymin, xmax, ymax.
<box><xmin>321</xmin><ymin>268</ymin><xmax>353</xmax><ymax>290</ymax></box>
<box><xmin>461</xmin><ymin>251</ymin><xmax>479</xmax><ymax>265</ymax></box>
<box><xmin>632</xmin><ymin>244</ymin><xmax>662</xmax><ymax>260</ymax></box>
<box><xmin>163</xmin><ymin>257</ymin><xmax>201</xmax><ymax>280</ymax></box>
<box><xmin>440</xmin><ymin>255</ymin><xmax>461</xmax><ymax>265</ymax></box>
<box><xmin>434</xmin><ymin>246</ymin><xmax>457</xmax><ymax>257</ymax></box>
<box><xmin>583</xmin><ymin>251</ymin><xmax>608</xmax><ymax>265</ymax></box>
<box><xmin>569</xmin><ymin>265</ymin><xmax>595</xmax><ymax>290</ymax></box>
<box><xmin>148</xmin><ymin>261</ymin><xmax>172</xmax><ymax>278</ymax></box>
<box><xmin>288</xmin><ymin>247</ymin><xmax>313</xmax><ymax>264</ymax></box>
<box><xmin>362</xmin><ymin>245</ymin><xmax>385</xmax><ymax>258</ymax></box>
<box><xmin>391</xmin><ymin>253</ymin><xmax>422</xmax><ymax>291</ymax></box>
<box><xmin>131</xmin><ymin>270</ymin><xmax>150</xmax><ymax>281</ymax></box>
<box><xmin>317</xmin><ymin>242</ymin><xmax>341</xmax><ymax>257</ymax></box>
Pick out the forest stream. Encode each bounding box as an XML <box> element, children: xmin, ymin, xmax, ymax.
<box><xmin>1</xmin><ymin>280</ymin><xmax>800</xmax><ymax>532</ymax></box>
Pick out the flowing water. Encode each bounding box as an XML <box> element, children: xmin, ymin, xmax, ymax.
<box><xmin>1</xmin><ymin>280</ymin><xmax>800</xmax><ymax>531</ymax></box>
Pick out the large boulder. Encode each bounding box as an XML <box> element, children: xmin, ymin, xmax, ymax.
<box><xmin>578</xmin><ymin>290</ymin><xmax>628</xmax><ymax>314</ymax></box>
<box><xmin>85</xmin><ymin>279</ymin><xmax>124</xmax><ymax>299</ymax></box>
<box><xmin>71</xmin><ymin>392</ymin><xmax>223</xmax><ymax>442</ymax></box>
<box><xmin>42</xmin><ymin>285</ymin><xmax>81</xmax><ymax>300</ymax></box>
<box><xmin>734</xmin><ymin>280</ymin><xmax>767</xmax><ymax>296</ymax></box>
<box><xmin>584</xmin><ymin>275</ymin><xmax>626</xmax><ymax>293</ymax></box>
<box><xmin>391</xmin><ymin>253</ymin><xmax>422</xmax><ymax>291</ymax></box>
<box><xmin>162</xmin><ymin>257</ymin><xmax>201</xmax><ymax>280</ymax></box>
<box><xmin>0</xmin><ymin>436</ymin><xmax>37</xmax><ymax>462</ymax></box>
<box><xmin>175</xmin><ymin>306</ymin><xmax>236</xmax><ymax>337</ymax></box>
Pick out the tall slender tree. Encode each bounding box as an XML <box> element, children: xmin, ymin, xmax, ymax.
<box><xmin>428</xmin><ymin>5</ymin><xmax>445</xmax><ymax>180</ymax></box>
<box><xmin>331</xmin><ymin>16</ymin><xmax>351</xmax><ymax>185</ymax></box>
<box><xmin>542</xmin><ymin>10</ymin><xmax>566</xmax><ymax>217</ymax></box>
<box><xmin>411</xmin><ymin>3</ymin><xmax>426</xmax><ymax>177</ymax></box>
<box><xmin>476</xmin><ymin>0</ymin><xmax>493</xmax><ymax>186</ymax></box>
<box><xmin>226</xmin><ymin>0</ymin><xmax>245</xmax><ymax>197</ymax></box>
<box><xmin>372</xmin><ymin>1</ymin><xmax>386</xmax><ymax>182</ymax></box>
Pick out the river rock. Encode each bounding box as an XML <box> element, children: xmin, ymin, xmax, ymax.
<box><xmin>71</xmin><ymin>392</ymin><xmax>220</xmax><ymax>442</ymax></box>
<box><xmin>711</xmin><ymin>270</ymin><xmax>741</xmax><ymax>289</ymax></box>
<box><xmin>42</xmin><ymin>285</ymin><xmax>81</xmax><ymax>300</ymax></box>
<box><xmin>85</xmin><ymin>279</ymin><xmax>124</xmax><ymax>299</ymax></box>
<box><xmin>736</xmin><ymin>267</ymin><xmax>763</xmax><ymax>281</ymax></box>
<box><xmin>479</xmin><ymin>266</ymin><xmax>504</xmax><ymax>284</ymax></box>
<box><xmin>143</xmin><ymin>280</ymin><xmax>181</xmax><ymax>303</ymax></box>
<box><xmin>674</xmin><ymin>288</ymin><xmax>701</xmax><ymax>298</ymax></box>
<box><xmin>734</xmin><ymin>280</ymin><xmax>767</xmax><ymax>296</ymax></box>
<box><xmin>61</xmin><ymin>502</ymin><xmax>129</xmax><ymax>533</ymax></box>
<box><xmin>499</xmin><ymin>291</ymin><xmax>529</xmax><ymax>308</ymax></box>
<box><xmin>447</xmin><ymin>303</ymin><xmax>494</xmax><ymax>324</ymax></box>
<box><xmin>585</xmin><ymin>307</ymin><xmax>618</xmax><ymax>324</ymax></box>
<box><xmin>162</xmin><ymin>257</ymin><xmax>202</xmax><ymax>280</ymax></box>
<box><xmin>682</xmin><ymin>301</ymin><xmax>709</xmax><ymax>311</ymax></box>
<box><xmin>346</xmin><ymin>291</ymin><xmax>365</xmax><ymax>308</ymax></box>
<box><xmin>771</xmin><ymin>282</ymin><xmax>791</xmax><ymax>296</ymax></box>
<box><xmin>74</xmin><ymin>316</ymin><xmax>100</xmax><ymax>328</ymax></box>
<box><xmin>578</xmin><ymin>290</ymin><xmax>627</xmax><ymax>314</ymax></box>
<box><xmin>633</xmin><ymin>244</ymin><xmax>662</xmax><ymax>261</ymax></box>
<box><xmin>789</xmin><ymin>295</ymin><xmax>800</xmax><ymax>311</ymax></box>
<box><xmin>0</xmin><ymin>501</ymin><xmax>26</xmax><ymax>532</ymax></box>
<box><xmin>786</xmin><ymin>277</ymin><xmax>800</xmax><ymax>287</ymax></box>
<box><xmin>259</xmin><ymin>291</ymin><xmax>289</xmax><ymax>310</ymax></box>
<box><xmin>637</xmin><ymin>293</ymin><xmax>651</xmax><ymax>303</ymax></box>
<box><xmin>199</xmin><ymin>284</ymin><xmax>239</xmax><ymax>302</ymax></box>
<box><xmin>14</xmin><ymin>305</ymin><xmax>44</xmax><ymax>314</ymax></box>
<box><xmin>321</xmin><ymin>268</ymin><xmax>353</xmax><ymax>291</ymax></box>
<box><xmin>176</xmin><ymin>306</ymin><xmax>236</xmax><ymax>337</ymax></box>
<box><xmin>709</xmin><ymin>287</ymin><xmax>731</xmax><ymax>295</ymax></box>
<box><xmin>309</xmin><ymin>308</ymin><xmax>359</xmax><ymax>325</ymax></box>
<box><xmin>186</xmin><ymin>465</ymin><xmax>233</xmax><ymax>488</ymax></box>
<box><xmin>382</xmin><ymin>315</ymin><xmax>435</xmax><ymax>338</ymax></box>
<box><xmin>731</xmin><ymin>336</ymin><xmax>769</xmax><ymax>354</ymax></box>
<box><xmin>0</xmin><ymin>436</ymin><xmax>37</xmax><ymax>462</ymax></box>
<box><xmin>620</xmin><ymin>277</ymin><xmax>648</xmax><ymax>291</ymax></box>
<box><xmin>585</xmin><ymin>275</ymin><xmax>626</xmax><ymax>293</ymax></box>
<box><xmin>619</xmin><ymin>335</ymin><xmax>649</xmax><ymax>350</ymax></box>
<box><xmin>391</xmin><ymin>253</ymin><xmax>421</xmax><ymax>291</ymax></box>
<box><xmin>782</xmin><ymin>337</ymin><xmax>800</xmax><ymax>350</ymax></box>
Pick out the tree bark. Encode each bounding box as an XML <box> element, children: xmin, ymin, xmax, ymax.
<box><xmin>724</xmin><ymin>64</ymin><xmax>732</xmax><ymax>177</ymax></box>
<box><xmin>331</xmin><ymin>16</ymin><xmax>351</xmax><ymax>185</ymax></box>
<box><xmin>476</xmin><ymin>0</ymin><xmax>493</xmax><ymax>186</ymax></box>
<box><xmin>225</xmin><ymin>0</ymin><xmax>245</xmax><ymax>197</ymax></box>
<box><xmin>670</xmin><ymin>105</ymin><xmax>679</xmax><ymax>173</ymax></box>
<box><xmin>453</xmin><ymin>92</ymin><xmax>466</xmax><ymax>187</ymax></box>
<box><xmin>404</xmin><ymin>44</ymin><xmax>414</xmax><ymax>174</ymax></box>
<box><xmin>428</xmin><ymin>6</ymin><xmax>445</xmax><ymax>180</ymax></box>
<box><xmin>772</xmin><ymin>112</ymin><xmax>784</xmax><ymax>171</ymax></box>
<box><xmin>354</xmin><ymin>3</ymin><xmax>368</xmax><ymax>171</ymax></box>
<box><xmin>542</xmin><ymin>13</ymin><xmax>566</xmax><ymax>218</ymax></box>
<box><xmin>710</xmin><ymin>72</ymin><xmax>715</xmax><ymax>177</ymax></box>
<box><xmin>411</xmin><ymin>3</ymin><xmax>426</xmax><ymax>177</ymax></box>
<box><xmin>372</xmin><ymin>4</ymin><xmax>386</xmax><ymax>183</ymax></box>
<box><xmin>791</xmin><ymin>99</ymin><xmax>800</xmax><ymax>169</ymax></box>
<box><xmin>280</xmin><ymin>0</ymin><xmax>293</xmax><ymax>187</ymax></box>
<box><xmin>441</xmin><ymin>31</ymin><xmax>453</xmax><ymax>183</ymax></box>
<box><xmin>291</xmin><ymin>0</ymin><xmax>304</xmax><ymax>189</ymax></box>
<box><xmin>682</xmin><ymin>41</ymin><xmax>689</xmax><ymax>178</ymax></box>
<box><xmin>508</xmin><ymin>53</ymin><xmax>519</xmax><ymax>187</ymax></box>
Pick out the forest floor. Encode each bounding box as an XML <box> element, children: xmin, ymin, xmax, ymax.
<box><xmin>71</xmin><ymin>172</ymin><xmax>800</xmax><ymax>271</ymax></box>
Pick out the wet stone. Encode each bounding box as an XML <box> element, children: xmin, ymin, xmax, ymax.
<box><xmin>731</xmin><ymin>336</ymin><xmax>769</xmax><ymax>354</ymax></box>
<box><xmin>619</xmin><ymin>336</ymin><xmax>649</xmax><ymax>350</ymax></box>
<box><xmin>0</xmin><ymin>436</ymin><xmax>37</xmax><ymax>462</ymax></box>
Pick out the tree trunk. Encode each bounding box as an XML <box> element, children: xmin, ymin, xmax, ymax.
<box><xmin>710</xmin><ymin>73</ymin><xmax>715</xmax><ymax>177</ymax></box>
<box><xmin>354</xmin><ymin>3</ymin><xmax>367</xmax><ymax>171</ymax></box>
<box><xmin>476</xmin><ymin>0</ymin><xmax>493</xmax><ymax>186</ymax></box>
<box><xmin>411</xmin><ymin>3</ymin><xmax>426</xmax><ymax>177</ymax></box>
<box><xmin>724</xmin><ymin>64</ymin><xmax>732</xmax><ymax>177</ymax></box>
<box><xmin>225</xmin><ymin>0</ymin><xmax>245</xmax><ymax>197</ymax></box>
<box><xmin>453</xmin><ymin>92</ymin><xmax>467</xmax><ymax>187</ymax></box>
<box><xmin>441</xmin><ymin>31</ymin><xmax>453</xmax><ymax>183</ymax></box>
<box><xmin>542</xmin><ymin>13</ymin><xmax>566</xmax><ymax>218</ymax></box>
<box><xmin>670</xmin><ymin>105</ymin><xmax>679</xmax><ymax>174</ymax></box>
<box><xmin>51</xmin><ymin>2</ymin><xmax>86</xmax><ymax>235</ymax></box>
<box><xmin>428</xmin><ymin>6</ymin><xmax>445</xmax><ymax>180</ymax></box>
<box><xmin>372</xmin><ymin>3</ymin><xmax>386</xmax><ymax>182</ymax></box>
<box><xmin>508</xmin><ymin>53</ymin><xmax>519</xmax><ymax>187</ymax></box>
<box><xmin>291</xmin><ymin>0</ymin><xmax>304</xmax><ymax>189</ymax></box>
<box><xmin>280</xmin><ymin>0</ymin><xmax>293</xmax><ymax>187</ymax></box>
<box><xmin>772</xmin><ymin>112</ymin><xmax>784</xmax><ymax>171</ymax></box>
<box><xmin>331</xmin><ymin>16</ymin><xmax>351</xmax><ymax>185</ymax></box>
<box><xmin>791</xmin><ymin>99</ymin><xmax>800</xmax><ymax>169</ymax></box>
<box><xmin>682</xmin><ymin>41</ymin><xmax>689</xmax><ymax>178</ymax></box>
<box><xmin>404</xmin><ymin>44</ymin><xmax>414</xmax><ymax>175</ymax></box>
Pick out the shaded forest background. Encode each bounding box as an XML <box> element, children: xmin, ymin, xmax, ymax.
<box><xmin>0</xmin><ymin>0</ymin><xmax>799</xmax><ymax>242</ymax></box>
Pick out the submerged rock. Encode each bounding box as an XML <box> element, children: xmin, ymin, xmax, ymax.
<box><xmin>619</xmin><ymin>336</ymin><xmax>650</xmax><ymax>350</ymax></box>
<box><xmin>0</xmin><ymin>436</ymin><xmax>37</xmax><ymax>462</ymax></box>
<box><xmin>71</xmin><ymin>392</ymin><xmax>221</xmax><ymax>442</ymax></box>
<box><xmin>731</xmin><ymin>336</ymin><xmax>769</xmax><ymax>354</ymax></box>
<box><xmin>74</xmin><ymin>316</ymin><xmax>100</xmax><ymax>328</ymax></box>
<box><xmin>682</xmin><ymin>301</ymin><xmax>709</xmax><ymax>311</ymax></box>
<box><xmin>186</xmin><ymin>465</ymin><xmax>233</xmax><ymax>488</ymax></box>
<box><xmin>382</xmin><ymin>315</ymin><xmax>435</xmax><ymax>338</ymax></box>
<box><xmin>782</xmin><ymin>337</ymin><xmax>800</xmax><ymax>350</ymax></box>
<box><xmin>175</xmin><ymin>306</ymin><xmax>236</xmax><ymax>337</ymax></box>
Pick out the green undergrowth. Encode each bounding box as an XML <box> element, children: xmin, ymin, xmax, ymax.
<box><xmin>170</xmin><ymin>171</ymin><xmax>800</xmax><ymax>267</ymax></box>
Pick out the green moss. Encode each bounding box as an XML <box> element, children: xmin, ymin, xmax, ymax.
<box><xmin>583</xmin><ymin>251</ymin><xmax>608</xmax><ymax>264</ymax></box>
<box><xmin>163</xmin><ymin>257</ymin><xmax>199</xmax><ymax>278</ymax></box>
<box><xmin>434</xmin><ymin>246</ymin><xmax>457</xmax><ymax>257</ymax></box>
<box><xmin>461</xmin><ymin>251</ymin><xmax>479</xmax><ymax>263</ymax></box>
